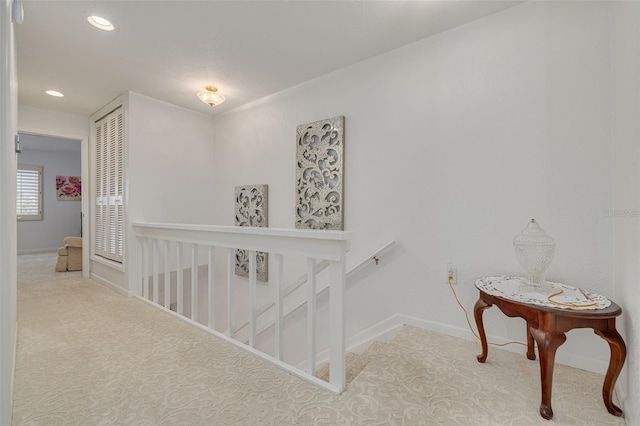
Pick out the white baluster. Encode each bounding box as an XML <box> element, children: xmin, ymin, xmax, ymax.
<box><xmin>136</xmin><ymin>238</ymin><xmax>143</xmax><ymax>296</ymax></box>
<box><xmin>191</xmin><ymin>244</ymin><xmax>199</xmax><ymax>322</ymax></box>
<box><xmin>152</xmin><ymin>238</ymin><xmax>159</xmax><ymax>304</ymax></box>
<box><xmin>249</xmin><ymin>250</ymin><xmax>257</xmax><ymax>348</ymax></box>
<box><xmin>142</xmin><ymin>238</ymin><xmax>149</xmax><ymax>299</ymax></box>
<box><xmin>307</xmin><ymin>258</ymin><xmax>317</xmax><ymax>375</ymax></box>
<box><xmin>227</xmin><ymin>248</ymin><xmax>234</xmax><ymax>337</ymax></box>
<box><xmin>208</xmin><ymin>246</ymin><xmax>216</xmax><ymax>330</ymax></box>
<box><xmin>177</xmin><ymin>242</ymin><xmax>184</xmax><ymax>315</ymax></box>
<box><xmin>274</xmin><ymin>253</ymin><xmax>283</xmax><ymax>361</ymax></box>
<box><xmin>163</xmin><ymin>240</ymin><xmax>170</xmax><ymax>309</ymax></box>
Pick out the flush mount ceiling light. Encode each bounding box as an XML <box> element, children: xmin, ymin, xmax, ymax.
<box><xmin>87</xmin><ymin>15</ymin><xmax>114</xmax><ymax>31</ymax></box>
<box><xmin>45</xmin><ymin>90</ymin><xmax>64</xmax><ymax>97</ymax></box>
<box><xmin>197</xmin><ymin>86</ymin><xmax>226</xmax><ymax>107</ymax></box>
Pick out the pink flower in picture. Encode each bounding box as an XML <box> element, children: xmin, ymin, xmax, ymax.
<box><xmin>56</xmin><ymin>175</ymin><xmax>82</xmax><ymax>200</ymax></box>
<box><xmin>60</xmin><ymin>185</ymin><xmax>77</xmax><ymax>196</ymax></box>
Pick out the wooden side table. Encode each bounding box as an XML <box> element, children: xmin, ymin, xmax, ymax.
<box><xmin>474</xmin><ymin>280</ymin><xmax>626</xmax><ymax>420</ymax></box>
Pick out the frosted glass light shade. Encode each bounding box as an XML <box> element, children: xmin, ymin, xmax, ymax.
<box><xmin>197</xmin><ymin>86</ymin><xmax>226</xmax><ymax>107</ymax></box>
<box><xmin>45</xmin><ymin>90</ymin><xmax>64</xmax><ymax>97</ymax></box>
<box><xmin>87</xmin><ymin>15</ymin><xmax>114</xmax><ymax>31</ymax></box>
<box><xmin>513</xmin><ymin>219</ymin><xmax>555</xmax><ymax>287</ymax></box>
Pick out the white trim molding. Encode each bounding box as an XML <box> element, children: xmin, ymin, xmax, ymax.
<box><xmin>312</xmin><ymin>313</ymin><xmax>613</xmax><ymax>376</ymax></box>
<box><xmin>0</xmin><ymin>1</ymin><xmax>18</xmax><ymax>422</ymax></box>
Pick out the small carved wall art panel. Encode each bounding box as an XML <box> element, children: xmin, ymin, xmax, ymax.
<box><xmin>295</xmin><ymin>116</ymin><xmax>344</xmax><ymax>230</ymax></box>
<box><xmin>235</xmin><ymin>184</ymin><xmax>268</xmax><ymax>282</ymax></box>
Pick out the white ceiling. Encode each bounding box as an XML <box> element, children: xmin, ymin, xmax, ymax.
<box><xmin>16</xmin><ymin>1</ymin><xmax>522</xmax><ymax>118</ymax></box>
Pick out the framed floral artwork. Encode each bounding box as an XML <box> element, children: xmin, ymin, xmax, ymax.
<box><xmin>56</xmin><ymin>175</ymin><xmax>81</xmax><ymax>201</ymax></box>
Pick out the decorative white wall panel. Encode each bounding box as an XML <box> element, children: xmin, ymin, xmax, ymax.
<box><xmin>295</xmin><ymin>116</ymin><xmax>344</xmax><ymax>230</ymax></box>
<box><xmin>235</xmin><ymin>184</ymin><xmax>268</xmax><ymax>282</ymax></box>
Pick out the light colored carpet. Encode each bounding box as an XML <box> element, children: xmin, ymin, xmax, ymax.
<box><xmin>13</xmin><ymin>253</ymin><xmax>626</xmax><ymax>425</ymax></box>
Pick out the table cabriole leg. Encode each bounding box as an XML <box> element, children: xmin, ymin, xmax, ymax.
<box><xmin>530</xmin><ymin>327</ymin><xmax>567</xmax><ymax>420</ymax></box>
<box><xmin>474</xmin><ymin>298</ymin><xmax>491</xmax><ymax>363</ymax></box>
<box><xmin>526</xmin><ymin>323</ymin><xmax>536</xmax><ymax>360</ymax></box>
<box><xmin>594</xmin><ymin>325</ymin><xmax>626</xmax><ymax>416</ymax></box>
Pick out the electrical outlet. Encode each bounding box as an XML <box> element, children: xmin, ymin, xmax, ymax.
<box><xmin>447</xmin><ymin>262</ymin><xmax>457</xmax><ymax>285</ymax></box>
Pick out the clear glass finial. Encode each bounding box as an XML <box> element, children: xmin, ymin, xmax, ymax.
<box><xmin>513</xmin><ymin>219</ymin><xmax>555</xmax><ymax>286</ymax></box>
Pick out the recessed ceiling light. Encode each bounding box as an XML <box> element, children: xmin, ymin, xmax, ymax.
<box><xmin>87</xmin><ymin>15</ymin><xmax>114</xmax><ymax>31</ymax></box>
<box><xmin>45</xmin><ymin>90</ymin><xmax>64</xmax><ymax>97</ymax></box>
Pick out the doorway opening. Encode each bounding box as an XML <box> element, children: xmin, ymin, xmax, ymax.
<box><xmin>16</xmin><ymin>133</ymin><xmax>83</xmax><ymax>272</ymax></box>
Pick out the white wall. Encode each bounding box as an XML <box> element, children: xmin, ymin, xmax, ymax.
<box><xmin>213</xmin><ymin>2</ymin><xmax>617</xmax><ymax>373</ymax></box>
<box><xmin>127</xmin><ymin>92</ymin><xmax>217</xmax><ymax>225</ymax></box>
<box><xmin>18</xmin><ymin>105</ymin><xmax>88</xmax><ymax>137</ymax></box>
<box><xmin>88</xmin><ymin>92</ymin><xmax>217</xmax><ymax>295</ymax></box>
<box><xmin>612</xmin><ymin>2</ymin><xmax>640</xmax><ymax>424</ymax></box>
<box><xmin>17</xmin><ymin>146</ymin><xmax>82</xmax><ymax>253</ymax></box>
<box><xmin>126</xmin><ymin>92</ymin><xmax>217</xmax><ymax>293</ymax></box>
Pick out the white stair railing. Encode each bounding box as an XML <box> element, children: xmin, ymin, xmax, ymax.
<box><xmin>132</xmin><ymin>222</ymin><xmax>353</xmax><ymax>394</ymax></box>
<box><xmin>233</xmin><ymin>240</ymin><xmax>397</xmax><ymax>337</ymax></box>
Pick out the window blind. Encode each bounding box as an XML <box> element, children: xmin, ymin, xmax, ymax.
<box><xmin>17</xmin><ymin>165</ymin><xmax>43</xmax><ymax>221</ymax></box>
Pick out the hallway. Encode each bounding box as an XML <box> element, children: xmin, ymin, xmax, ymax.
<box><xmin>12</xmin><ymin>253</ymin><xmax>626</xmax><ymax>425</ymax></box>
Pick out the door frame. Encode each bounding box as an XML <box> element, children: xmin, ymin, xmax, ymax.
<box><xmin>0</xmin><ymin>0</ymin><xmax>18</xmax><ymax>422</ymax></box>
<box><xmin>18</xmin><ymin>128</ymin><xmax>90</xmax><ymax>278</ymax></box>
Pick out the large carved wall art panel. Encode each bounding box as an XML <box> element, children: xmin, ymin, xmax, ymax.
<box><xmin>235</xmin><ymin>184</ymin><xmax>268</xmax><ymax>282</ymax></box>
<box><xmin>295</xmin><ymin>116</ymin><xmax>344</xmax><ymax>230</ymax></box>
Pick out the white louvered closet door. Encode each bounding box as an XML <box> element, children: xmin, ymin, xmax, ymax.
<box><xmin>94</xmin><ymin>107</ymin><xmax>124</xmax><ymax>263</ymax></box>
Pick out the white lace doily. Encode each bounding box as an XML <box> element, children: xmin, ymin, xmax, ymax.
<box><xmin>475</xmin><ymin>276</ymin><xmax>611</xmax><ymax>310</ymax></box>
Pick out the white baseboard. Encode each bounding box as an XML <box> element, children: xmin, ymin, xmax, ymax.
<box><xmin>311</xmin><ymin>315</ymin><xmax>404</xmax><ymax>369</ymax></box>
<box><xmin>398</xmin><ymin>314</ymin><xmax>481</xmax><ymax>344</ymax></box>
<box><xmin>90</xmin><ymin>273</ymin><xmax>134</xmax><ymax>297</ymax></box>
<box><xmin>401</xmin><ymin>314</ymin><xmax>611</xmax><ymax>375</ymax></box>
<box><xmin>614</xmin><ymin>382</ymin><xmax>628</xmax><ymax>423</ymax></box>
<box><xmin>311</xmin><ymin>313</ymin><xmax>612</xmax><ymax>376</ymax></box>
<box><xmin>311</xmin><ymin>313</ymin><xmax>528</xmax><ymax>370</ymax></box>
<box><xmin>347</xmin><ymin>315</ymin><xmax>404</xmax><ymax>353</ymax></box>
